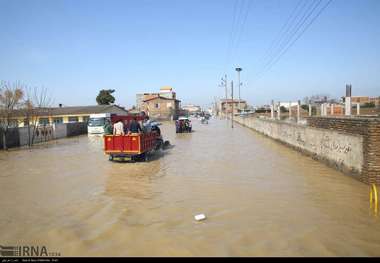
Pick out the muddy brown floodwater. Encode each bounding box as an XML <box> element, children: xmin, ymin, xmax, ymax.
<box><xmin>1</xmin><ymin>119</ymin><xmax>380</xmax><ymax>256</ymax></box>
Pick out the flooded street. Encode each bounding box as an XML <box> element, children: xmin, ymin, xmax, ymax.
<box><xmin>1</xmin><ymin>118</ymin><xmax>380</xmax><ymax>256</ymax></box>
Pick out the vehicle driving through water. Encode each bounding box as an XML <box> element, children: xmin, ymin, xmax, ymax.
<box><xmin>104</xmin><ymin>114</ymin><xmax>169</xmax><ymax>162</ymax></box>
<box><xmin>176</xmin><ymin>116</ymin><xmax>192</xmax><ymax>133</ymax></box>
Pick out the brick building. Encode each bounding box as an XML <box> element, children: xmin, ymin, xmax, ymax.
<box><xmin>351</xmin><ymin>96</ymin><xmax>380</xmax><ymax>106</ymax></box>
<box><xmin>220</xmin><ymin>99</ymin><xmax>247</xmax><ymax>114</ymax></box>
<box><xmin>142</xmin><ymin>96</ymin><xmax>181</xmax><ymax>120</ymax></box>
<box><xmin>136</xmin><ymin>86</ymin><xmax>177</xmax><ymax>110</ymax></box>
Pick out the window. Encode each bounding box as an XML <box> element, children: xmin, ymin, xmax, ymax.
<box><xmin>53</xmin><ymin>117</ymin><xmax>63</xmax><ymax>124</ymax></box>
<box><xmin>68</xmin><ymin>116</ymin><xmax>79</xmax><ymax>123</ymax></box>
<box><xmin>38</xmin><ymin>118</ymin><xmax>50</xmax><ymax>126</ymax></box>
<box><xmin>88</xmin><ymin>118</ymin><xmax>105</xmax><ymax>127</ymax></box>
<box><xmin>155</xmin><ymin>103</ymin><xmax>160</xmax><ymax>109</ymax></box>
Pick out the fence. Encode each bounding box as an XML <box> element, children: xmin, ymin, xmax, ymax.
<box><xmin>0</xmin><ymin>122</ymin><xmax>88</xmax><ymax>150</ymax></box>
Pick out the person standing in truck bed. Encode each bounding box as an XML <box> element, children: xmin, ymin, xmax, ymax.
<box><xmin>129</xmin><ymin>117</ymin><xmax>142</xmax><ymax>134</ymax></box>
<box><xmin>104</xmin><ymin>119</ymin><xmax>113</xmax><ymax>135</ymax></box>
<box><xmin>113</xmin><ymin>120</ymin><xmax>125</xmax><ymax>135</ymax></box>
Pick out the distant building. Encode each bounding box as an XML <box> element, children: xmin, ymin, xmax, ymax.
<box><xmin>279</xmin><ymin>102</ymin><xmax>299</xmax><ymax>108</ymax></box>
<box><xmin>182</xmin><ymin>104</ymin><xmax>201</xmax><ymax>114</ymax></box>
<box><xmin>159</xmin><ymin>86</ymin><xmax>176</xmax><ymax>99</ymax></box>
<box><xmin>369</xmin><ymin>97</ymin><xmax>380</xmax><ymax>106</ymax></box>
<box><xmin>136</xmin><ymin>93</ymin><xmax>159</xmax><ymax>110</ymax></box>
<box><xmin>351</xmin><ymin>96</ymin><xmax>370</xmax><ymax>105</ymax></box>
<box><xmin>136</xmin><ymin>86</ymin><xmax>177</xmax><ymax>110</ymax></box>
<box><xmin>11</xmin><ymin>105</ymin><xmax>129</xmax><ymax>127</ymax></box>
<box><xmin>219</xmin><ymin>99</ymin><xmax>247</xmax><ymax>114</ymax></box>
<box><xmin>142</xmin><ymin>96</ymin><xmax>181</xmax><ymax>120</ymax></box>
<box><xmin>260</xmin><ymin>105</ymin><xmax>272</xmax><ymax>110</ymax></box>
<box><xmin>351</xmin><ymin>96</ymin><xmax>380</xmax><ymax>106</ymax></box>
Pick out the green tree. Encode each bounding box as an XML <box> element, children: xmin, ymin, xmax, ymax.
<box><xmin>96</xmin><ymin>89</ymin><xmax>115</xmax><ymax>105</ymax></box>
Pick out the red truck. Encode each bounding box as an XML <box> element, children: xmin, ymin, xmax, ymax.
<box><xmin>103</xmin><ymin>115</ymin><xmax>165</xmax><ymax>162</ymax></box>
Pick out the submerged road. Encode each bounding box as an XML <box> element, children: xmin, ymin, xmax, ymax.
<box><xmin>0</xmin><ymin>118</ymin><xmax>379</xmax><ymax>256</ymax></box>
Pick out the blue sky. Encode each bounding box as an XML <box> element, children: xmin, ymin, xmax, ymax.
<box><xmin>1</xmin><ymin>0</ymin><xmax>379</xmax><ymax>108</ymax></box>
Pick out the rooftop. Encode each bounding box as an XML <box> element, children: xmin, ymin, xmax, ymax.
<box><xmin>143</xmin><ymin>96</ymin><xmax>181</xmax><ymax>102</ymax></box>
<box><xmin>11</xmin><ymin>105</ymin><xmax>128</xmax><ymax>117</ymax></box>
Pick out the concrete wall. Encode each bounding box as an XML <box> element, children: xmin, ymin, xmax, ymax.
<box><xmin>53</xmin><ymin>123</ymin><xmax>68</xmax><ymax>139</ymax></box>
<box><xmin>0</xmin><ymin>122</ymin><xmax>87</xmax><ymax>150</ymax></box>
<box><xmin>66</xmin><ymin>122</ymin><xmax>87</xmax><ymax>137</ymax></box>
<box><xmin>234</xmin><ymin>116</ymin><xmax>366</xmax><ymax>181</ymax></box>
<box><xmin>19</xmin><ymin>126</ymin><xmax>55</xmax><ymax>146</ymax></box>
<box><xmin>19</xmin><ymin>127</ymin><xmax>32</xmax><ymax>146</ymax></box>
<box><xmin>307</xmin><ymin>116</ymin><xmax>380</xmax><ymax>184</ymax></box>
<box><xmin>0</xmin><ymin>128</ymin><xmax>20</xmax><ymax>149</ymax></box>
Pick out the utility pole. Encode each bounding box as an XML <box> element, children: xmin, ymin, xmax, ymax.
<box><xmin>220</xmin><ymin>75</ymin><xmax>228</xmax><ymax>119</ymax></box>
<box><xmin>271</xmin><ymin>100</ymin><xmax>274</xmax><ymax>119</ymax></box>
<box><xmin>235</xmin><ymin>67</ymin><xmax>242</xmax><ymax>112</ymax></box>
<box><xmin>224</xmin><ymin>74</ymin><xmax>227</xmax><ymax>101</ymax></box>
<box><xmin>231</xmin><ymin>81</ymin><xmax>234</xmax><ymax>128</ymax></box>
<box><xmin>213</xmin><ymin>96</ymin><xmax>217</xmax><ymax>116</ymax></box>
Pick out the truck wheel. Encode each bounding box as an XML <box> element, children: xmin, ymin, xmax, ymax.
<box><xmin>164</xmin><ymin>140</ymin><xmax>170</xmax><ymax>148</ymax></box>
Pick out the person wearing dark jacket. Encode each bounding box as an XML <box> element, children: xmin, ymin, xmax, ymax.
<box><xmin>129</xmin><ymin>117</ymin><xmax>142</xmax><ymax>133</ymax></box>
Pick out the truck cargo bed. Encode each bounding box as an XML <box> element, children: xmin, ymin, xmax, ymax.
<box><xmin>104</xmin><ymin>133</ymin><xmax>158</xmax><ymax>155</ymax></box>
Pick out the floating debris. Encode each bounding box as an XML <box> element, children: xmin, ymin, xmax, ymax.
<box><xmin>194</xmin><ymin>214</ymin><xmax>206</xmax><ymax>221</ymax></box>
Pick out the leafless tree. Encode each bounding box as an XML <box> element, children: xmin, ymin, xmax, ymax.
<box><xmin>0</xmin><ymin>81</ymin><xmax>24</xmax><ymax>150</ymax></box>
<box><xmin>24</xmin><ymin>86</ymin><xmax>53</xmax><ymax>147</ymax></box>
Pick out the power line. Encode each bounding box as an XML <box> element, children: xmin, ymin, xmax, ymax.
<box><xmin>225</xmin><ymin>0</ymin><xmax>241</xmax><ymax>72</ymax></box>
<box><xmin>257</xmin><ymin>0</ymin><xmax>319</xmax><ymax>74</ymax></box>
<box><xmin>257</xmin><ymin>0</ymin><xmax>307</xmax><ymax>67</ymax></box>
<box><xmin>225</xmin><ymin>0</ymin><xmax>253</xmax><ymax>71</ymax></box>
<box><xmin>232</xmin><ymin>0</ymin><xmax>255</xmax><ymax>65</ymax></box>
<box><xmin>259</xmin><ymin>0</ymin><xmax>322</xmax><ymax>73</ymax></box>
<box><xmin>255</xmin><ymin>0</ymin><xmax>333</xmax><ymax>80</ymax></box>
<box><xmin>231</xmin><ymin>0</ymin><xmax>248</xmax><ymax>49</ymax></box>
